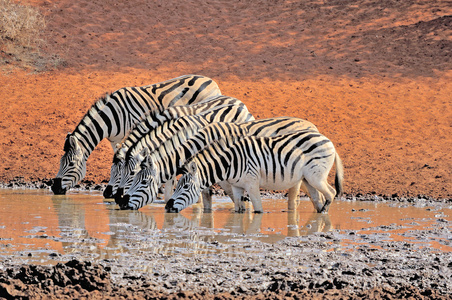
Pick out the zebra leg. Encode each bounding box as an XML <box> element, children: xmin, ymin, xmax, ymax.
<box><xmin>219</xmin><ymin>182</ymin><xmax>246</xmax><ymax>212</ymax></box>
<box><xmin>305</xmin><ymin>178</ymin><xmax>336</xmax><ymax>213</ymax></box>
<box><xmin>287</xmin><ymin>180</ymin><xmax>302</xmax><ymax>210</ymax></box>
<box><xmin>201</xmin><ymin>187</ymin><xmax>213</xmax><ymax>212</ymax></box>
<box><xmin>230</xmin><ymin>186</ymin><xmax>246</xmax><ymax>213</ymax></box>
<box><xmin>302</xmin><ymin>179</ymin><xmax>326</xmax><ymax>213</ymax></box>
<box><xmin>300</xmin><ymin>179</ymin><xmax>325</xmax><ymax>203</ymax></box>
<box><xmin>163</xmin><ymin>179</ymin><xmax>175</xmax><ymax>203</ymax></box>
<box><xmin>319</xmin><ymin>183</ymin><xmax>336</xmax><ymax>213</ymax></box>
<box><xmin>246</xmin><ymin>184</ymin><xmax>263</xmax><ymax>213</ymax></box>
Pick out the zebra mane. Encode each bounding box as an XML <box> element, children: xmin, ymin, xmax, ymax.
<box><xmin>72</xmin><ymin>92</ymin><xmax>111</xmax><ymax>137</ymax></box>
<box><xmin>118</xmin><ymin>107</ymin><xmax>163</xmax><ymax>146</ymax></box>
<box><xmin>63</xmin><ymin>134</ymin><xmax>72</xmax><ymax>152</ymax></box>
<box><xmin>124</xmin><ymin>113</ymin><xmax>201</xmax><ymax>162</ymax></box>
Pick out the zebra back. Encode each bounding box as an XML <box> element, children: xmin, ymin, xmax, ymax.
<box><xmin>74</xmin><ymin>75</ymin><xmax>221</xmax><ymax>153</ymax></box>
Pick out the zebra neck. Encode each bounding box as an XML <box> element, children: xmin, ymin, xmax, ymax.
<box><xmin>72</xmin><ymin>94</ymin><xmax>123</xmax><ymax>155</ymax></box>
<box><xmin>195</xmin><ymin>157</ymin><xmax>228</xmax><ymax>190</ymax></box>
<box><xmin>72</xmin><ymin>121</ymin><xmax>108</xmax><ymax>155</ymax></box>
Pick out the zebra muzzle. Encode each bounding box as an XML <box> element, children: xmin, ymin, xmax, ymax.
<box><xmin>103</xmin><ymin>185</ymin><xmax>114</xmax><ymax>199</ymax></box>
<box><xmin>164</xmin><ymin>199</ymin><xmax>179</xmax><ymax>213</ymax></box>
<box><xmin>119</xmin><ymin>194</ymin><xmax>131</xmax><ymax>210</ymax></box>
<box><xmin>114</xmin><ymin>188</ymin><xmax>125</xmax><ymax>205</ymax></box>
<box><xmin>51</xmin><ymin>178</ymin><xmax>67</xmax><ymax>195</ymax></box>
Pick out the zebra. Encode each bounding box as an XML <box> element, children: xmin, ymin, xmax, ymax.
<box><xmin>122</xmin><ymin>117</ymin><xmax>321</xmax><ymax>211</ymax></box>
<box><xmin>111</xmin><ymin>96</ymin><xmax>255</xmax><ymax>203</ymax></box>
<box><xmin>51</xmin><ymin>75</ymin><xmax>221</xmax><ymax>195</ymax></box>
<box><xmin>104</xmin><ymin>95</ymin><xmax>254</xmax><ymax>198</ymax></box>
<box><xmin>165</xmin><ymin>130</ymin><xmax>344</xmax><ymax>214</ymax></box>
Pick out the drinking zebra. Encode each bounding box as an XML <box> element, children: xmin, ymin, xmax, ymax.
<box><xmin>51</xmin><ymin>75</ymin><xmax>221</xmax><ymax>195</ymax></box>
<box><xmin>166</xmin><ymin>130</ymin><xmax>343</xmax><ymax>214</ymax></box>
<box><xmin>111</xmin><ymin>96</ymin><xmax>255</xmax><ymax>203</ymax></box>
<box><xmin>123</xmin><ymin>117</ymin><xmax>321</xmax><ymax>211</ymax></box>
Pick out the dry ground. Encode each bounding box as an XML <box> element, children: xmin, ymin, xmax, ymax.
<box><xmin>1</xmin><ymin>0</ymin><xmax>451</xmax><ymax>199</ymax></box>
<box><xmin>0</xmin><ymin>1</ymin><xmax>451</xmax><ymax>297</ymax></box>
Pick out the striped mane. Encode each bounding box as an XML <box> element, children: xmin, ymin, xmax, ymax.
<box><xmin>72</xmin><ymin>93</ymin><xmax>111</xmax><ymax>137</ymax></box>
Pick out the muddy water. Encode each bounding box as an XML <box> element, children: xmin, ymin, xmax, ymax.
<box><xmin>0</xmin><ymin>189</ymin><xmax>450</xmax><ymax>266</ymax></box>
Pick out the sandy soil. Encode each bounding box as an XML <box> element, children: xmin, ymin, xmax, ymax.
<box><xmin>0</xmin><ymin>0</ymin><xmax>451</xmax><ymax>298</ymax></box>
<box><xmin>0</xmin><ymin>0</ymin><xmax>451</xmax><ymax>199</ymax></box>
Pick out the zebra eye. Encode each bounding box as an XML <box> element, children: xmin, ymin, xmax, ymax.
<box><xmin>68</xmin><ymin>162</ymin><xmax>75</xmax><ymax>167</ymax></box>
<box><xmin>130</xmin><ymin>172</ymin><xmax>135</xmax><ymax>176</ymax></box>
<box><xmin>141</xmin><ymin>180</ymin><xmax>148</xmax><ymax>184</ymax></box>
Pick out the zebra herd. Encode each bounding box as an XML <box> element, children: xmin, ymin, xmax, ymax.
<box><xmin>52</xmin><ymin>75</ymin><xmax>343</xmax><ymax>214</ymax></box>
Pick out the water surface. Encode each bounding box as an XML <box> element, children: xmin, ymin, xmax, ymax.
<box><xmin>0</xmin><ymin>189</ymin><xmax>450</xmax><ymax>265</ymax></box>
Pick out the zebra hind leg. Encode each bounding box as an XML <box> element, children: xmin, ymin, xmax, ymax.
<box><xmin>302</xmin><ymin>179</ymin><xmax>326</xmax><ymax>213</ymax></box>
<box><xmin>306</xmin><ymin>178</ymin><xmax>336</xmax><ymax>213</ymax></box>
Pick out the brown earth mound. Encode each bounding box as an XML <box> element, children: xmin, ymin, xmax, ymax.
<box><xmin>1</xmin><ymin>0</ymin><xmax>451</xmax><ymax>199</ymax></box>
<box><xmin>0</xmin><ymin>2</ymin><xmax>451</xmax><ymax>297</ymax></box>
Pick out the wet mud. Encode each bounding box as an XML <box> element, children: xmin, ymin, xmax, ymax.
<box><xmin>1</xmin><ymin>230</ymin><xmax>450</xmax><ymax>299</ymax></box>
<box><xmin>0</xmin><ymin>188</ymin><xmax>450</xmax><ymax>299</ymax></box>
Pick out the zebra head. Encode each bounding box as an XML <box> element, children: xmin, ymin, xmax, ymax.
<box><xmin>121</xmin><ymin>152</ymin><xmax>159</xmax><ymax>210</ymax></box>
<box><xmin>104</xmin><ymin>157</ymin><xmax>125</xmax><ymax>199</ymax></box>
<box><xmin>52</xmin><ymin>133</ymin><xmax>87</xmax><ymax>195</ymax></box>
<box><xmin>104</xmin><ymin>144</ymin><xmax>127</xmax><ymax>199</ymax></box>
<box><xmin>114</xmin><ymin>150</ymin><xmax>145</xmax><ymax>205</ymax></box>
<box><xmin>165</xmin><ymin>161</ymin><xmax>202</xmax><ymax>213</ymax></box>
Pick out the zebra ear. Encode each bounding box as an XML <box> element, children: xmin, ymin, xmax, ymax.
<box><xmin>140</xmin><ymin>152</ymin><xmax>152</xmax><ymax>168</ymax></box>
<box><xmin>148</xmin><ymin>158</ymin><xmax>157</xmax><ymax>177</ymax></box>
<box><xmin>140</xmin><ymin>147</ymin><xmax>150</xmax><ymax>158</ymax></box>
<box><xmin>188</xmin><ymin>161</ymin><xmax>197</xmax><ymax>174</ymax></box>
<box><xmin>64</xmin><ymin>134</ymin><xmax>77</xmax><ymax>152</ymax></box>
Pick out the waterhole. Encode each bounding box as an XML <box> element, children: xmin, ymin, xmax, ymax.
<box><xmin>0</xmin><ymin>189</ymin><xmax>450</xmax><ymax>266</ymax></box>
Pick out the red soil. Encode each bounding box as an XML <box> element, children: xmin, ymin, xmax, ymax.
<box><xmin>1</xmin><ymin>0</ymin><xmax>451</xmax><ymax>199</ymax></box>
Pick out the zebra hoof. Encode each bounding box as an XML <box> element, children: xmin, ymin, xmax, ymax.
<box><xmin>319</xmin><ymin>203</ymin><xmax>331</xmax><ymax>214</ymax></box>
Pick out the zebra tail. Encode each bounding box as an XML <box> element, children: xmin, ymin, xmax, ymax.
<box><xmin>334</xmin><ymin>152</ymin><xmax>344</xmax><ymax>200</ymax></box>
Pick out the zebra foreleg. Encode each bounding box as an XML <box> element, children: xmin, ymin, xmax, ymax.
<box><xmin>245</xmin><ymin>184</ymin><xmax>263</xmax><ymax>213</ymax></box>
<box><xmin>287</xmin><ymin>180</ymin><xmax>302</xmax><ymax>210</ymax></box>
<box><xmin>163</xmin><ymin>179</ymin><xmax>175</xmax><ymax>203</ymax></box>
<box><xmin>230</xmin><ymin>185</ymin><xmax>246</xmax><ymax>213</ymax></box>
<box><xmin>201</xmin><ymin>187</ymin><xmax>213</xmax><ymax>212</ymax></box>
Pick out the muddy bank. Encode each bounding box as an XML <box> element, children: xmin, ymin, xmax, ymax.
<box><xmin>1</xmin><ymin>212</ymin><xmax>451</xmax><ymax>299</ymax></box>
<box><xmin>1</xmin><ymin>178</ymin><xmax>450</xmax><ymax>206</ymax></box>
<box><xmin>1</xmin><ymin>241</ymin><xmax>450</xmax><ymax>299</ymax></box>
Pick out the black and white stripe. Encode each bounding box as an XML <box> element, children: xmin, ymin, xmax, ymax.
<box><xmin>105</xmin><ymin>95</ymin><xmax>254</xmax><ymax>198</ymax></box>
<box><xmin>166</xmin><ymin>130</ymin><xmax>344</xmax><ymax>214</ymax></box>
<box><xmin>124</xmin><ymin>117</ymin><xmax>320</xmax><ymax>211</ymax></box>
<box><xmin>113</xmin><ymin>96</ymin><xmax>254</xmax><ymax>204</ymax></box>
<box><xmin>52</xmin><ymin>75</ymin><xmax>221</xmax><ymax>195</ymax></box>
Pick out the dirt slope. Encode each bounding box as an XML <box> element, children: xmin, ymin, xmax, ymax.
<box><xmin>0</xmin><ymin>0</ymin><xmax>451</xmax><ymax>199</ymax></box>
